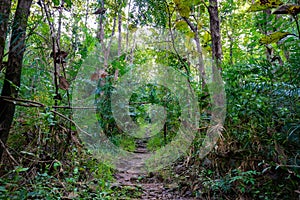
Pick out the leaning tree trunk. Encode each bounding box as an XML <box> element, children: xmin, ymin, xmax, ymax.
<box><xmin>207</xmin><ymin>0</ymin><xmax>225</xmax><ymax>133</ymax></box>
<box><xmin>263</xmin><ymin>9</ymin><xmax>273</xmax><ymax>61</ymax></box>
<box><xmin>0</xmin><ymin>0</ymin><xmax>33</xmax><ymax>159</ymax></box>
<box><xmin>208</xmin><ymin>0</ymin><xmax>222</xmax><ymax>70</ymax></box>
<box><xmin>0</xmin><ymin>0</ymin><xmax>12</xmax><ymax>69</ymax></box>
<box><xmin>118</xmin><ymin>8</ymin><xmax>122</xmax><ymax>57</ymax></box>
<box><xmin>183</xmin><ymin>17</ymin><xmax>206</xmax><ymax>88</ymax></box>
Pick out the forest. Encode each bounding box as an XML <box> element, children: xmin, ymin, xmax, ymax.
<box><xmin>0</xmin><ymin>0</ymin><xmax>299</xmax><ymax>199</ymax></box>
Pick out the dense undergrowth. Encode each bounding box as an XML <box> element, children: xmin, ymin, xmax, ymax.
<box><xmin>1</xmin><ymin>0</ymin><xmax>300</xmax><ymax>198</ymax></box>
<box><xmin>0</xmin><ymin>111</ymin><xmax>139</xmax><ymax>199</ymax></box>
<box><xmin>168</xmin><ymin>55</ymin><xmax>300</xmax><ymax>199</ymax></box>
<box><xmin>1</xmin><ymin>46</ymin><xmax>300</xmax><ymax>199</ymax></box>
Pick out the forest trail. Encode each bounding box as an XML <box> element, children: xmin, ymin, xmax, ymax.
<box><xmin>112</xmin><ymin>139</ymin><xmax>191</xmax><ymax>199</ymax></box>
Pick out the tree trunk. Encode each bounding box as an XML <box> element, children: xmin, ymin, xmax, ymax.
<box><xmin>125</xmin><ymin>0</ymin><xmax>132</xmax><ymax>52</ymax></box>
<box><xmin>0</xmin><ymin>0</ymin><xmax>12</xmax><ymax>69</ymax></box>
<box><xmin>104</xmin><ymin>15</ymin><xmax>117</xmax><ymax>67</ymax></box>
<box><xmin>96</xmin><ymin>0</ymin><xmax>105</xmax><ymax>45</ymax></box>
<box><xmin>96</xmin><ymin>0</ymin><xmax>117</xmax><ymax>68</ymax></box>
<box><xmin>0</xmin><ymin>0</ymin><xmax>33</xmax><ymax>159</ymax></box>
<box><xmin>263</xmin><ymin>9</ymin><xmax>272</xmax><ymax>61</ymax></box>
<box><xmin>208</xmin><ymin>0</ymin><xmax>222</xmax><ymax>70</ymax></box>
<box><xmin>118</xmin><ymin>9</ymin><xmax>122</xmax><ymax>57</ymax></box>
<box><xmin>183</xmin><ymin>17</ymin><xmax>206</xmax><ymax>88</ymax></box>
<box><xmin>207</xmin><ymin>0</ymin><xmax>225</xmax><ymax>133</ymax></box>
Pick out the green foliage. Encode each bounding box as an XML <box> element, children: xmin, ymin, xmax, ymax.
<box><xmin>259</xmin><ymin>31</ymin><xmax>291</xmax><ymax>44</ymax></box>
<box><xmin>220</xmin><ymin>58</ymin><xmax>300</xmax><ymax>198</ymax></box>
<box><xmin>95</xmin><ymin>49</ymin><xmax>184</xmax><ymax>153</ymax></box>
<box><xmin>0</xmin><ymin>161</ymin><xmax>101</xmax><ymax>199</ymax></box>
<box><xmin>172</xmin><ymin>55</ymin><xmax>300</xmax><ymax>199</ymax></box>
<box><xmin>175</xmin><ymin>20</ymin><xmax>189</xmax><ymax>32</ymax></box>
<box><xmin>147</xmin><ymin>132</ymin><xmax>167</xmax><ymax>151</ymax></box>
<box><xmin>248</xmin><ymin>0</ymin><xmax>283</xmax><ymax>12</ymax></box>
<box><xmin>132</xmin><ymin>0</ymin><xmax>168</xmax><ymax>27</ymax></box>
<box><xmin>0</xmin><ymin>145</ymin><xmax>137</xmax><ymax>199</ymax></box>
<box><xmin>174</xmin><ymin>0</ymin><xmax>191</xmax><ymax>18</ymax></box>
<box><xmin>111</xmin><ymin>135</ymin><xmax>136</xmax><ymax>152</ymax></box>
<box><xmin>1</xmin><ymin>0</ymin><xmax>300</xmax><ymax>199</ymax></box>
<box><xmin>202</xmin><ymin>169</ymin><xmax>260</xmax><ymax>195</ymax></box>
<box><xmin>52</xmin><ymin>0</ymin><xmax>60</xmax><ymax>6</ymax></box>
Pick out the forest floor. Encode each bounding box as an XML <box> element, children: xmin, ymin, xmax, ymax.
<box><xmin>112</xmin><ymin>139</ymin><xmax>192</xmax><ymax>199</ymax></box>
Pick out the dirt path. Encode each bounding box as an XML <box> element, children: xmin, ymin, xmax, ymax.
<box><xmin>112</xmin><ymin>139</ymin><xmax>192</xmax><ymax>199</ymax></box>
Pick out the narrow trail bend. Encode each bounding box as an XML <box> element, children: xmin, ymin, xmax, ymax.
<box><xmin>112</xmin><ymin>139</ymin><xmax>192</xmax><ymax>199</ymax></box>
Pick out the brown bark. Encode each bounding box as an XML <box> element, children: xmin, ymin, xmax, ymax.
<box><xmin>102</xmin><ymin>15</ymin><xmax>117</xmax><ymax>67</ymax></box>
<box><xmin>0</xmin><ymin>0</ymin><xmax>12</xmax><ymax>69</ymax></box>
<box><xmin>41</xmin><ymin>1</ymin><xmax>61</xmax><ymax>103</ymax></box>
<box><xmin>96</xmin><ymin>0</ymin><xmax>105</xmax><ymax>44</ymax></box>
<box><xmin>0</xmin><ymin>0</ymin><xmax>33</xmax><ymax>159</ymax></box>
<box><xmin>125</xmin><ymin>0</ymin><xmax>132</xmax><ymax>52</ymax></box>
<box><xmin>207</xmin><ymin>0</ymin><xmax>225</xmax><ymax>131</ymax></box>
<box><xmin>118</xmin><ymin>10</ymin><xmax>122</xmax><ymax>57</ymax></box>
<box><xmin>208</xmin><ymin>0</ymin><xmax>222</xmax><ymax>70</ymax></box>
<box><xmin>183</xmin><ymin>17</ymin><xmax>206</xmax><ymax>88</ymax></box>
<box><xmin>263</xmin><ymin>9</ymin><xmax>272</xmax><ymax>60</ymax></box>
<box><xmin>96</xmin><ymin>0</ymin><xmax>116</xmax><ymax>68</ymax></box>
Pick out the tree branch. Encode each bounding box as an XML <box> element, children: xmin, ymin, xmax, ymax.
<box><xmin>0</xmin><ymin>139</ymin><xmax>19</xmax><ymax>166</ymax></box>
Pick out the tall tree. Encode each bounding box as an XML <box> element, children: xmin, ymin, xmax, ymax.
<box><xmin>0</xmin><ymin>0</ymin><xmax>33</xmax><ymax>159</ymax></box>
<box><xmin>0</xmin><ymin>0</ymin><xmax>12</xmax><ymax>69</ymax></box>
<box><xmin>208</xmin><ymin>0</ymin><xmax>222</xmax><ymax>69</ymax></box>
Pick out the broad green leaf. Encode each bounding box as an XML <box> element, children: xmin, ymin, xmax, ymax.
<box><xmin>197</xmin><ymin>21</ymin><xmax>204</xmax><ymax>30</ymax></box>
<box><xmin>65</xmin><ymin>0</ymin><xmax>72</xmax><ymax>8</ymax></box>
<box><xmin>0</xmin><ymin>186</ymin><xmax>6</xmax><ymax>192</ymax></box>
<box><xmin>14</xmin><ymin>167</ymin><xmax>29</xmax><ymax>173</ymax></box>
<box><xmin>53</xmin><ymin>161</ymin><xmax>62</xmax><ymax>169</ymax></box>
<box><xmin>259</xmin><ymin>31</ymin><xmax>291</xmax><ymax>44</ymax></box>
<box><xmin>173</xmin><ymin>0</ymin><xmax>203</xmax><ymax>17</ymax></box>
<box><xmin>204</xmin><ymin>45</ymin><xmax>212</xmax><ymax>52</ymax></box>
<box><xmin>185</xmin><ymin>31</ymin><xmax>195</xmax><ymax>39</ymax></box>
<box><xmin>202</xmin><ymin>31</ymin><xmax>211</xmax><ymax>44</ymax></box>
<box><xmin>199</xmin><ymin>4</ymin><xmax>206</xmax><ymax>13</ymax></box>
<box><xmin>272</xmin><ymin>4</ymin><xmax>300</xmax><ymax>16</ymax></box>
<box><xmin>192</xmin><ymin>0</ymin><xmax>202</xmax><ymax>6</ymax></box>
<box><xmin>52</xmin><ymin>0</ymin><xmax>60</xmax><ymax>6</ymax></box>
<box><xmin>175</xmin><ymin>20</ymin><xmax>189</xmax><ymax>31</ymax></box>
<box><xmin>128</xmin><ymin>24</ymin><xmax>138</xmax><ymax>32</ymax></box>
<box><xmin>174</xmin><ymin>0</ymin><xmax>191</xmax><ymax>18</ymax></box>
<box><xmin>185</xmin><ymin>33</ymin><xmax>195</xmax><ymax>50</ymax></box>
<box><xmin>178</xmin><ymin>5</ymin><xmax>190</xmax><ymax>18</ymax></box>
<box><xmin>248</xmin><ymin>0</ymin><xmax>283</xmax><ymax>12</ymax></box>
<box><xmin>174</xmin><ymin>0</ymin><xmax>194</xmax><ymax>7</ymax></box>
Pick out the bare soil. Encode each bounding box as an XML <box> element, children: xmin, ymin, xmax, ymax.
<box><xmin>112</xmin><ymin>139</ymin><xmax>194</xmax><ymax>199</ymax></box>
